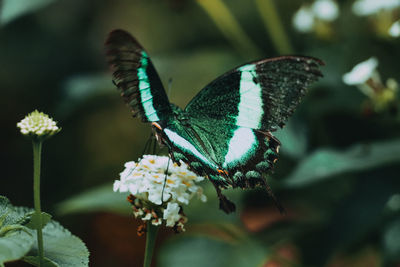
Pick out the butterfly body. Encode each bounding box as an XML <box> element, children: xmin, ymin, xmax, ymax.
<box><xmin>105</xmin><ymin>29</ymin><xmax>323</xmax><ymax>213</ymax></box>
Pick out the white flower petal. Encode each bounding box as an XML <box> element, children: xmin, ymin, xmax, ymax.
<box><xmin>142</xmin><ymin>213</ymin><xmax>152</xmax><ymax>220</ymax></box>
<box><xmin>293</xmin><ymin>6</ymin><xmax>315</xmax><ymax>33</ymax></box>
<box><xmin>152</xmin><ymin>219</ymin><xmax>162</xmax><ymax>226</ymax></box>
<box><xmin>312</xmin><ymin>0</ymin><xmax>339</xmax><ymax>21</ymax></box>
<box><xmin>200</xmin><ymin>194</ymin><xmax>207</xmax><ymax>202</ymax></box>
<box><xmin>163</xmin><ymin>202</ymin><xmax>181</xmax><ymax>226</ymax></box>
<box><xmin>113</xmin><ymin>180</ymin><xmax>121</xmax><ymax>192</ymax></box>
<box><xmin>342</xmin><ymin>57</ymin><xmax>379</xmax><ymax>85</ymax></box>
<box><xmin>352</xmin><ymin>0</ymin><xmax>400</xmax><ymax>16</ymax></box>
<box><xmin>389</xmin><ymin>20</ymin><xmax>400</xmax><ymax>37</ymax></box>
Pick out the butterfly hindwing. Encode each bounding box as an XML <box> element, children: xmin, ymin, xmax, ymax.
<box><xmin>185</xmin><ymin>56</ymin><xmax>323</xmax><ymax>131</ymax></box>
<box><xmin>161</xmin><ymin>116</ymin><xmax>280</xmax><ymax>189</ymax></box>
<box><xmin>221</xmin><ymin>127</ymin><xmax>280</xmax><ymax>188</ymax></box>
<box><xmin>105</xmin><ymin>30</ymin><xmax>173</xmax><ymax>122</ymax></box>
<box><xmin>159</xmin><ymin>117</ymin><xmax>282</xmax><ymax>213</ymax></box>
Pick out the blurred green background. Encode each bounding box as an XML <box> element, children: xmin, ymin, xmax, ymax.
<box><xmin>1</xmin><ymin>0</ymin><xmax>400</xmax><ymax>266</ymax></box>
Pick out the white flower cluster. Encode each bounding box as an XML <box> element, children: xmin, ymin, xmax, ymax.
<box><xmin>342</xmin><ymin>57</ymin><xmax>379</xmax><ymax>87</ymax></box>
<box><xmin>352</xmin><ymin>0</ymin><xmax>400</xmax><ymax>16</ymax></box>
<box><xmin>352</xmin><ymin>0</ymin><xmax>400</xmax><ymax>37</ymax></box>
<box><xmin>114</xmin><ymin>155</ymin><xmax>207</xmax><ymax>231</ymax></box>
<box><xmin>342</xmin><ymin>57</ymin><xmax>399</xmax><ymax>112</ymax></box>
<box><xmin>293</xmin><ymin>0</ymin><xmax>339</xmax><ymax>33</ymax></box>
<box><xmin>17</xmin><ymin>110</ymin><xmax>60</xmax><ymax>139</ymax></box>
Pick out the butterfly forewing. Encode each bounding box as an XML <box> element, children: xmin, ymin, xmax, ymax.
<box><xmin>185</xmin><ymin>56</ymin><xmax>323</xmax><ymax>131</ymax></box>
<box><xmin>105</xmin><ymin>30</ymin><xmax>173</xmax><ymax>122</ymax></box>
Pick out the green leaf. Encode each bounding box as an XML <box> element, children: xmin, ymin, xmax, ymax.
<box><xmin>274</xmin><ymin>118</ymin><xmax>307</xmax><ymax>159</ymax></box>
<box><xmin>303</xmin><ymin>173</ymin><xmax>398</xmax><ymax>265</ymax></box>
<box><xmin>23</xmin><ymin>256</ymin><xmax>59</xmax><ymax>267</ymax></box>
<box><xmin>0</xmin><ymin>196</ymin><xmax>34</xmax><ymax>266</ymax></box>
<box><xmin>57</xmin><ymin>74</ymin><xmax>113</xmax><ymax>117</ymax></box>
<box><xmin>0</xmin><ymin>0</ymin><xmax>57</xmax><ymax>25</ymax></box>
<box><xmin>28</xmin><ymin>221</ymin><xmax>89</xmax><ymax>267</ymax></box>
<box><xmin>0</xmin><ymin>197</ymin><xmax>27</xmax><ymax>226</ymax></box>
<box><xmin>383</xmin><ymin>217</ymin><xmax>400</xmax><ymax>261</ymax></box>
<box><xmin>56</xmin><ymin>182</ymin><xmax>243</xmax><ymax>225</ymax></box>
<box><xmin>24</xmin><ymin>212</ymin><xmax>52</xmax><ymax>230</ymax></box>
<box><xmin>284</xmin><ymin>139</ymin><xmax>400</xmax><ymax>187</ymax></box>
<box><xmin>0</xmin><ymin>196</ymin><xmax>89</xmax><ymax>266</ymax></box>
<box><xmin>55</xmin><ymin>183</ymin><xmax>130</xmax><ymax>216</ymax></box>
<box><xmin>159</xmin><ymin>234</ymin><xmax>269</xmax><ymax>267</ymax></box>
<box><xmin>184</xmin><ymin>182</ymin><xmax>243</xmax><ymax>224</ymax></box>
<box><xmin>0</xmin><ymin>230</ymin><xmax>34</xmax><ymax>266</ymax></box>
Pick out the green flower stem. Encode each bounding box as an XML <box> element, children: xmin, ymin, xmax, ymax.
<box><xmin>255</xmin><ymin>0</ymin><xmax>293</xmax><ymax>54</ymax></box>
<box><xmin>196</xmin><ymin>0</ymin><xmax>261</xmax><ymax>58</ymax></box>
<box><xmin>143</xmin><ymin>222</ymin><xmax>159</xmax><ymax>267</ymax></box>
<box><xmin>32</xmin><ymin>140</ymin><xmax>44</xmax><ymax>266</ymax></box>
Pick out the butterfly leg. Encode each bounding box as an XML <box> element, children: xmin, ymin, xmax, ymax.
<box><xmin>212</xmin><ymin>183</ymin><xmax>236</xmax><ymax>214</ymax></box>
<box><xmin>161</xmin><ymin>156</ymin><xmax>171</xmax><ymax>204</ymax></box>
<box><xmin>261</xmin><ymin>177</ymin><xmax>286</xmax><ymax>215</ymax></box>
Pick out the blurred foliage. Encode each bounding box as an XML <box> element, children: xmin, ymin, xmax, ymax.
<box><xmin>0</xmin><ymin>0</ymin><xmax>57</xmax><ymax>25</ymax></box>
<box><xmin>0</xmin><ymin>196</ymin><xmax>89</xmax><ymax>266</ymax></box>
<box><xmin>1</xmin><ymin>0</ymin><xmax>400</xmax><ymax>266</ymax></box>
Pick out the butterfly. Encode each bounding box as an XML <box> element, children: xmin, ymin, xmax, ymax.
<box><xmin>105</xmin><ymin>29</ymin><xmax>323</xmax><ymax>213</ymax></box>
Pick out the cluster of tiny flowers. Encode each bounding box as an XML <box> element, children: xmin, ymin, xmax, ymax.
<box><xmin>17</xmin><ymin>110</ymin><xmax>60</xmax><ymax>140</ymax></box>
<box><xmin>342</xmin><ymin>57</ymin><xmax>398</xmax><ymax>112</ymax></box>
<box><xmin>352</xmin><ymin>0</ymin><xmax>400</xmax><ymax>37</ymax></box>
<box><xmin>352</xmin><ymin>0</ymin><xmax>400</xmax><ymax>16</ymax></box>
<box><xmin>114</xmin><ymin>155</ymin><xmax>207</xmax><ymax>232</ymax></box>
<box><xmin>292</xmin><ymin>0</ymin><xmax>339</xmax><ymax>33</ymax></box>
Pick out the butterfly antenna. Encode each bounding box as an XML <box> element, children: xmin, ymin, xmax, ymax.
<box><xmin>151</xmin><ymin>134</ymin><xmax>158</xmax><ymax>155</ymax></box>
<box><xmin>142</xmin><ymin>132</ymin><xmax>154</xmax><ymax>155</ymax></box>
<box><xmin>261</xmin><ymin>177</ymin><xmax>286</xmax><ymax>215</ymax></box>
<box><xmin>124</xmin><ymin>133</ymin><xmax>154</xmax><ymax>178</ymax></box>
<box><xmin>161</xmin><ymin>156</ymin><xmax>171</xmax><ymax>204</ymax></box>
<box><xmin>167</xmin><ymin>78</ymin><xmax>173</xmax><ymax>98</ymax></box>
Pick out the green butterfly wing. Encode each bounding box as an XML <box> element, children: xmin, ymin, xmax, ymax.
<box><xmin>162</xmin><ymin>117</ymin><xmax>283</xmax><ymax>213</ymax></box>
<box><xmin>184</xmin><ymin>56</ymin><xmax>323</xmax><ymax>131</ymax></box>
<box><xmin>105</xmin><ymin>30</ymin><xmax>173</xmax><ymax>122</ymax></box>
<box><xmin>164</xmin><ymin>117</ymin><xmax>280</xmax><ymax>187</ymax></box>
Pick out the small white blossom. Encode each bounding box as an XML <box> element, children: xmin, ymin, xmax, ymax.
<box><xmin>352</xmin><ymin>0</ymin><xmax>400</xmax><ymax>16</ymax></box>
<box><xmin>151</xmin><ymin>219</ymin><xmax>162</xmax><ymax>226</ymax></box>
<box><xmin>342</xmin><ymin>57</ymin><xmax>379</xmax><ymax>85</ymax></box>
<box><xmin>114</xmin><ymin>155</ymin><xmax>207</xmax><ymax>231</ymax></box>
<box><xmin>342</xmin><ymin>58</ymin><xmax>398</xmax><ymax>112</ymax></box>
<box><xmin>163</xmin><ymin>202</ymin><xmax>181</xmax><ymax>227</ymax></box>
<box><xmin>293</xmin><ymin>0</ymin><xmax>339</xmax><ymax>33</ymax></box>
<box><xmin>142</xmin><ymin>212</ymin><xmax>152</xmax><ymax>221</ymax></box>
<box><xmin>389</xmin><ymin>20</ymin><xmax>400</xmax><ymax>37</ymax></box>
<box><xmin>133</xmin><ymin>209</ymin><xmax>144</xmax><ymax>217</ymax></box>
<box><xmin>293</xmin><ymin>6</ymin><xmax>315</xmax><ymax>33</ymax></box>
<box><xmin>312</xmin><ymin>0</ymin><xmax>339</xmax><ymax>21</ymax></box>
<box><xmin>17</xmin><ymin>110</ymin><xmax>60</xmax><ymax>140</ymax></box>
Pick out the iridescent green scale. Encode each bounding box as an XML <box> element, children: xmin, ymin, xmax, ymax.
<box><xmin>105</xmin><ymin>29</ymin><xmax>323</xmax><ymax>213</ymax></box>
